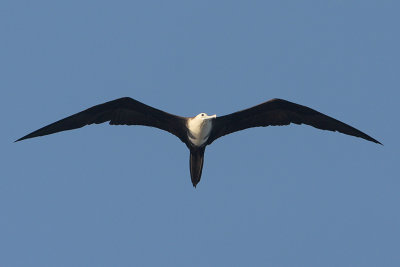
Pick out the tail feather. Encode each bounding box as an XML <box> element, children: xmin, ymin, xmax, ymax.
<box><xmin>189</xmin><ymin>147</ymin><xmax>205</xmax><ymax>187</ymax></box>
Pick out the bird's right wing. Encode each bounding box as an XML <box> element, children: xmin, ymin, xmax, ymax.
<box><xmin>16</xmin><ymin>97</ymin><xmax>188</xmax><ymax>143</ymax></box>
<box><xmin>207</xmin><ymin>98</ymin><xmax>381</xmax><ymax>145</ymax></box>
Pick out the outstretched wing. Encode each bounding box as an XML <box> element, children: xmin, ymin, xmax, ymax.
<box><xmin>16</xmin><ymin>97</ymin><xmax>188</xmax><ymax>143</ymax></box>
<box><xmin>207</xmin><ymin>98</ymin><xmax>381</xmax><ymax>145</ymax></box>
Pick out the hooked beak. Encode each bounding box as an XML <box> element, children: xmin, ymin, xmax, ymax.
<box><xmin>206</xmin><ymin>114</ymin><xmax>217</xmax><ymax>120</ymax></box>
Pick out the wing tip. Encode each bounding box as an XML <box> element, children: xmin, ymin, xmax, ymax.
<box><xmin>374</xmin><ymin>139</ymin><xmax>383</xmax><ymax>146</ymax></box>
<box><xmin>14</xmin><ymin>132</ymin><xmax>36</xmax><ymax>142</ymax></box>
<box><xmin>15</xmin><ymin>136</ymin><xmax>27</xmax><ymax>142</ymax></box>
<box><xmin>363</xmin><ymin>134</ymin><xmax>382</xmax><ymax>146</ymax></box>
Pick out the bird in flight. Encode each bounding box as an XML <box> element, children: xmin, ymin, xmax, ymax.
<box><xmin>16</xmin><ymin>97</ymin><xmax>381</xmax><ymax>187</ymax></box>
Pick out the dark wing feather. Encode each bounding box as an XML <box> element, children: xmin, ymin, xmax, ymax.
<box><xmin>207</xmin><ymin>98</ymin><xmax>381</xmax><ymax>145</ymax></box>
<box><xmin>16</xmin><ymin>97</ymin><xmax>188</xmax><ymax>143</ymax></box>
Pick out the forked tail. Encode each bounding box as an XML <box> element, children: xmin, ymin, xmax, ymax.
<box><xmin>189</xmin><ymin>147</ymin><xmax>205</xmax><ymax>187</ymax></box>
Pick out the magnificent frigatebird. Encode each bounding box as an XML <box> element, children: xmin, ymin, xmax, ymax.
<box><xmin>16</xmin><ymin>97</ymin><xmax>381</xmax><ymax>187</ymax></box>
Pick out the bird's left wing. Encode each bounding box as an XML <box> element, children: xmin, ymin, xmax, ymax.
<box><xmin>207</xmin><ymin>98</ymin><xmax>381</xmax><ymax>145</ymax></box>
<box><xmin>16</xmin><ymin>97</ymin><xmax>188</xmax><ymax>143</ymax></box>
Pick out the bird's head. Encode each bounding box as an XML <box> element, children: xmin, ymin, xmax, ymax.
<box><xmin>195</xmin><ymin>113</ymin><xmax>217</xmax><ymax>121</ymax></box>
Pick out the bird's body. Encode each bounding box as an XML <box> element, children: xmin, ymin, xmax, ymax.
<box><xmin>187</xmin><ymin>113</ymin><xmax>216</xmax><ymax>147</ymax></box>
<box><xmin>16</xmin><ymin>97</ymin><xmax>381</xmax><ymax>187</ymax></box>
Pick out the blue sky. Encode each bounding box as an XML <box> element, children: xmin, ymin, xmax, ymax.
<box><xmin>1</xmin><ymin>1</ymin><xmax>398</xmax><ymax>266</ymax></box>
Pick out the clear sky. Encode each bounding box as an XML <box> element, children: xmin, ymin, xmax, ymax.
<box><xmin>1</xmin><ymin>1</ymin><xmax>398</xmax><ymax>266</ymax></box>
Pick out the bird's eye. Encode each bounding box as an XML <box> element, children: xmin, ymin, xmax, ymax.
<box><xmin>202</xmin><ymin>114</ymin><xmax>204</xmax><ymax>116</ymax></box>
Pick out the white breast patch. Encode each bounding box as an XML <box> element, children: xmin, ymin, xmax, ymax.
<box><xmin>187</xmin><ymin>118</ymin><xmax>213</xmax><ymax>147</ymax></box>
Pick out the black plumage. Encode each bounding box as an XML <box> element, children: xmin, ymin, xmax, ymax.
<box><xmin>16</xmin><ymin>97</ymin><xmax>381</xmax><ymax>187</ymax></box>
